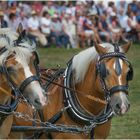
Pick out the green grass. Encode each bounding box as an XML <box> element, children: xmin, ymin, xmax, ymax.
<box><xmin>37</xmin><ymin>44</ymin><xmax>140</xmax><ymax>139</ymax></box>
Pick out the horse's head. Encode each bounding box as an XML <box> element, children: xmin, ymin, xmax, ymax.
<box><xmin>4</xmin><ymin>50</ymin><xmax>47</xmax><ymax>109</ymax></box>
<box><xmin>0</xmin><ymin>24</ymin><xmax>47</xmax><ymax>109</ymax></box>
<box><xmin>95</xmin><ymin>42</ymin><xmax>133</xmax><ymax>115</ymax></box>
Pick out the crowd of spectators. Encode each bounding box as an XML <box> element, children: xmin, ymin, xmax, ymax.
<box><xmin>0</xmin><ymin>1</ymin><xmax>140</xmax><ymax>48</ymax></box>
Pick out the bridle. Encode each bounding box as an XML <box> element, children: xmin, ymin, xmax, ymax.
<box><xmin>96</xmin><ymin>44</ymin><xmax>133</xmax><ymax>101</ymax></box>
<box><xmin>0</xmin><ymin>36</ymin><xmax>40</xmax><ymax>124</ymax></box>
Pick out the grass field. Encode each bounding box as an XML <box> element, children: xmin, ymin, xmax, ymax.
<box><xmin>37</xmin><ymin>43</ymin><xmax>140</xmax><ymax>139</ymax></box>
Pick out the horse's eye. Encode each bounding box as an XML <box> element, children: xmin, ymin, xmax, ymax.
<box><xmin>126</xmin><ymin>67</ymin><xmax>133</xmax><ymax>81</ymax></box>
<box><xmin>7</xmin><ymin>66</ymin><xmax>15</xmax><ymax>73</ymax></box>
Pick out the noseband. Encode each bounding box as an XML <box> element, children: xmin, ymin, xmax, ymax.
<box><xmin>97</xmin><ymin>51</ymin><xmax>133</xmax><ymax>100</ymax></box>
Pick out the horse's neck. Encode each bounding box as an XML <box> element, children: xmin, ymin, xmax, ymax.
<box><xmin>43</xmin><ymin>77</ymin><xmax>64</xmax><ymax>120</ymax></box>
<box><xmin>75</xmin><ymin>62</ymin><xmax>105</xmax><ymax>115</ymax></box>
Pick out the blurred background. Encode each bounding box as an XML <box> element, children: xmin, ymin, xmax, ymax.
<box><xmin>0</xmin><ymin>0</ymin><xmax>140</xmax><ymax>48</ymax></box>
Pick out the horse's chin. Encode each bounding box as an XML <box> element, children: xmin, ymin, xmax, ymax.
<box><xmin>110</xmin><ymin>92</ymin><xmax>130</xmax><ymax>116</ymax></box>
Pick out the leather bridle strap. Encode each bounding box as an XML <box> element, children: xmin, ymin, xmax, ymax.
<box><xmin>109</xmin><ymin>85</ymin><xmax>129</xmax><ymax>96</ymax></box>
<box><xmin>41</xmin><ymin>75</ymin><xmax>107</xmax><ymax>105</ymax></box>
<box><xmin>19</xmin><ymin>76</ymin><xmax>39</xmax><ymax>93</ymax></box>
<box><xmin>0</xmin><ymin>47</ymin><xmax>7</xmax><ymax>55</ymax></box>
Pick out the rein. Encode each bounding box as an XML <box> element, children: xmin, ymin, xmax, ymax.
<box><xmin>41</xmin><ymin>72</ymin><xmax>107</xmax><ymax>105</ymax></box>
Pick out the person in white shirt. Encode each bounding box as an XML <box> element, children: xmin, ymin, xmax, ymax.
<box><xmin>16</xmin><ymin>11</ymin><xmax>28</xmax><ymax>30</ymax></box>
<box><xmin>8</xmin><ymin>13</ymin><xmax>17</xmax><ymax>31</ymax></box>
<box><xmin>40</xmin><ymin>11</ymin><xmax>51</xmax><ymax>46</ymax></box>
<box><xmin>27</xmin><ymin>10</ymin><xmax>47</xmax><ymax>47</ymax></box>
<box><xmin>40</xmin><ymin>11</ymin><xmax>51</xmax><ymax>35</ymax></box>
<box><xmin>62</xmin><ymin>12</ymin><xmax>77</xmax><ymax>48</ymax></box>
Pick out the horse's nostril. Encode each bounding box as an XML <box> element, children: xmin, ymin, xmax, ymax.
<box><xmin>116</xmin><ymin>103</ymin><xmax>121</xmax><ymax>109</ymax></box>
<box><xmin>34</xmin><ymin>99</ymin><xmax>41</xmax><ymax>105</ymax></box>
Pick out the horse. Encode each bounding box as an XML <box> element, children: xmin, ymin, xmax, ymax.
<box><xmin>0</xmin><ymin>25</ymin><xmax>47</xmax><ymax>138</ymax></box>
<box><xmin>9</xmin><ymin>41</ymin><xmax>133</xmax><ymax>139</ymax></box>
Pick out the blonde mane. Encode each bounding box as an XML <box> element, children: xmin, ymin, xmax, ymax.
<box><xmin>72</xmin><ymin>43</ymin><xmax>121</xmax><ymax>83</ymax></box>
<box><xmin>0</xmin><ymin>28</ymin><xmax>36</xmax><ymax>64</ymax></box>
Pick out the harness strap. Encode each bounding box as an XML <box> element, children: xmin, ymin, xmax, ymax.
<box><xmin>0</xmin><ymin>114</ymin><xmax>7</xmax><ymax>126</ymax></box>
<box><xmin>0</xmin><ymin>47</ymin><xmax>7</xmax><ymax>55</ymax></box>
<box><xmin>44</xmin><ymin>68</ymin><xmax>64</xmax><ymax>91</ymax></box>
<box><xmin>47</xmin><ymin>111</ymin><xmax>62</xmax><ymax>124</ymax></box>
<box><xmin>38</xmin><ymin>109</ymin><xmax>45</xmax><ymax>123</ymax></box>
<box><xmin>41</xmin><ymin>75</ymin><xmax>107</xmax><ymax>105</ymax></box>
<box><xmin>90</xmin><ymin>127</ymin><xmax>94</xmax><ymax>139</ymax></box>
<box><xmin>29</xmin><ymin>110</ymin><xmax>45</xmax><ymax>139</ymax></box>
<box><xmin>109</xmin><ymin>85</ymin><xmax>128</xmax><ymax>95</ymax></box>
<box><xmin>19</xmin><ymin>76</ymin><xmax>39</xmax><ymax>93</ymax></box>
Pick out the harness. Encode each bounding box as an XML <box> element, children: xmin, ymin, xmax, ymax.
<box><xmin>63</xmin><ymin>45</ymin><xmax>133</xmax><ymax>138</ymax></box>
<box><xmin>64</xmin><ymin>61</ymin><xmax>113</xmax><ymax>125</ymax></box>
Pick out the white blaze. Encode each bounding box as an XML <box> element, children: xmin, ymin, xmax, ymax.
<box><xmin>113</xmin><ymin>59</ymin><xmax>123</xmax><ymax>85</ymax></box>
<box><xmin>16</xmin><ymin>56</ymin><xmax>46</xmax><ymax>106</ymax></box>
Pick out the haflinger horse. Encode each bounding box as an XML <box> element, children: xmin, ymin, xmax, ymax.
<box><xmin>0</xmin><ymin>25</ymin><xmax>47</xmax><ymax>138</ymax></box>
<box><xmin>9</xmin><ymin>41</ymin><xmax>133</xmax><ymax>139</ymax></box>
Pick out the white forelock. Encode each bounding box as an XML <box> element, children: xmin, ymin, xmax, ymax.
<box><xmin>0</xmin><ymin>28</ymin><xmax>36</xmax><ymax>51</ymax></box>
<box><xmin>0</xmin><ymin>28</ymin><xmax>36</xmax><ymax>65</ymax></box>
<box><xmin>0</xmin><ymin>28</ymin><xmax>18</xmax><ymax>48</ymax></box>
<box><xmin>72</xmin><ymin>43</ymin><xmax>122</xmax><ymax>83</ymax></box>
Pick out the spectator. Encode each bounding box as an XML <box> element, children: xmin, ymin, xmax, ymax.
<box><xmin>8</xmin><ymin>13</ymin><xmax>17</xmax><ymax>31</ymax></box>
<box><xmin>42</xmin><ymin>1</ymin><xmax>55</xmax><ymax>16</ymax></box>
<box><xmin>98</xmin><ymin>14</ymin><xmax>111</xmax><ymax>42</ymax></box>
<box><xmin>125</xmin><ymin>11</ymin><xmax>138</xmax><ymax>40</ymax></box>
<box><xmin>0</xmin><ymin>11</ymin><xmax>8</xmax><ymax>28</ymax></box>
<box><xmin>50</xmin><ymin>14</ymin><xmax>69</xmax><ymax>48</ymax></box>
<box><xmin>40</xmin><ymin>11</ymin><xmax>51</xmax><ymax>46</ymax></box>
<box><xmin>62</xmin><ymin>12</ymin><xmax>77</xmax><ymax>48</ymax></box>
<box><xmin>16</xmin><ymin>11</ymin><xmax>28</xmax><ymax>30</ymax></box>
<box><xmin>27</xmin><ymin>10</ymin><xmax>47</xmax><ymax>47</ymax></box>
<box><xmin>40</xmin><ymin>11</ymin><xmax>51</xmax><ymax>35</ymax></box>
<box><xmin>83</xmin><ymin>11</ymin><xmax>101</xmax><ymax>45</ymax></box>
<box><xmin>108</xmin><ymin>12</ymin><xmax>123</xmax><ymax>42</ymax></box>
<box><xmin>32</xmin><ymin>1</ymin><xmax>43</xmax><ymax>15</ymax></box>
<box><xmin>96</xmin><ymin>1</ymin><xmax>106</xmax><ymax>16</ymax></box>
<box><xmin>0</xmin><ymin>1</ymin><xmax>139</xmax><ymax>46</ymax></box>
<box><xmin>20</xmin><ymin>2</ymin><xmax>32</xmax><ymax>18</ymax></box>
<box><xmin>116</xmin><ymin>1</ymin><xmax>128</xmax><ymax>15</ymax></box>
<box><xmin>107</xmin><ymin>1</ymin><xmax>117</xmax><ymax>16</ymax></box>
<box><xmin>129</xmin><ymin>0</ymin><xmax>138</xmax><ymax>13</ymax></box>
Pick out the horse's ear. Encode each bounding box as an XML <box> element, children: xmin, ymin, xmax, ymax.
<box><xmin>121</xmin><ymin>41</ymin><xmax>132</xmax><ymax>53</ymax></box>
<box><xmin>21</xmin><ymin>30</ymin><xmax>26</xmax><ymax>37</ymax></box>
<box><xmin>16</xmin><ymin>23</ymin><xmax>23</xmax><ymax>34</ymax></box>
<box><xmin>94</xmin><ymin>43</ymin><xmax>107</xmax><ymax>55</ymax></box>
